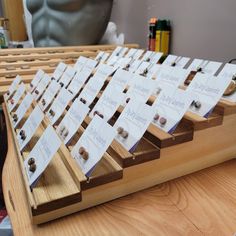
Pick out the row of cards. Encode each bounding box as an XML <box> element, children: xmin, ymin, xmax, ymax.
<box><xmin>4</xmin><ymin>49</ymin><xmax>236</xmax><ymax>188</ymax></box>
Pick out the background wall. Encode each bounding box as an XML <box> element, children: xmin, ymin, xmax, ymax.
<box><xmin>111</xmin><ymin>0</ymin><xmax>236</xmax><ymax>63</ymax></box>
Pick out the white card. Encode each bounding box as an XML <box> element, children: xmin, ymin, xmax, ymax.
<box><xmin>107</xmin><ymin>68</ymin><xmax>131</xmax><ymax>92</ymax></box>
<box><xmin>89</xmin><ymin>86</ymin><xmax>125</xmax><ymax>121</ymax></box>
<box><xmin>187</xmin><ymin>59</ymin><xmax>222</xmax><ymax>75</ymax></box>
<box><xmin>52</xmin><ymin>62</ymin><xmax>67</xmax><ymax>81</ymax></box>
<box><xmin>116</xmin><ymin>57</ymin><xmax>132</xmax><ymax>69</ymax></box>
<box><xmin>146</xmin><ymin>64</ymin><xmax>162</xmax><ymax>79</ymax></box>
<box><xmin>78</xmin><ymin>76</ymin><xmax>105</xmax><ymax>107</ymax></box>
<box><xmin>56</xmin><ymin>99</ymin><xmax>89</xmax><ymax>144</ymax></box>
<box><xmin>39</xmin><ymin>80</ymin><xmax>61</xmax><ymax>111</ymax></box>
<box><xmin>29</xmin><ymin>69</ymin><xmax>45</xmax><ymax>92</ymax></box>
<box><xmin>134</xmin><ymin>61</ymin><xmax>152</xmax><ymax>76</ymax></box>
<box><xmin>154</xmin><ymin>65</ymin><xmax>189</xmax><ymax>95</ymax></box>
<box><xmin>128</xmin><ymin>60</ymin><xmax>143</xmax><ymax>73</ymax></box>
<box><xmin>114</xmin><ymin>101</ymin><xmax>155</xmax><ymax>152</ymax></box>
<box><xmin>94</xmin><ymin>64</ymin><xmax>116</xmax><ymax>80</ymax></box>
<box><xmin>187</xmin><ymin>73</ymin><xmax>232</xmax><ymax>117</ymax></box>
<box><xmin>106</xmin><ymin>55</ymin><xmax>119</xmax><ymax>66</ymax></box>
<box><xmin>84</xmin><ymin>58</ymin><xmax>97</xmax><ymax>70</ymax></box>
<box><xmin>5</xmin><ymin>75</ymin><xmax>21</xmax><ymax>99</ymax></box>
<box><xmin>74</xmin><ymin>56</ymin><xmax>88</xmax><ymax>72</ymax></box>
<box><xmin>46</xmin><ymin>88</ymin><xmax>73</xmax><ymax>125</ymax></box>
<box><xmin>218</xmin><ymin>63</ymin><xmax>236</xmax><ymax>102</ymax></box>
<box><xmin>162</xmin><ymin>55</ymin><xmax>190</xmax><ymax>68</ymax></box>
<box><xmin>152</xmin><ymin>89</ymin><xmax>193</xmax><ymax>133</ymax></box>
<box><xmin>17</xmin><ymin>105</ymin><xmax>44</xmax><ymax>151</ymax></box>
<box><xmin>24</xmin><ymin>125</ymin><xmax>61</xmax><ymax>187</ymax></box>
<box><xmin>67</xmin><ymin>67</ymin><xmax>93</xmax><ymax>97</ymax></box>
<box><xmin>95</xmin><ymin>51</ymin><xmax>110</xmax><ymax>64</ymax></box>
<box><xmin>125</xmin><ymin>49</ymin><xmax>144</xmax><ymax>60</ymax></box>
<box><xmin>8</xmin><ymin>83</ymin><xmax>26</xmax><ymax>112</ymax></box>
<box><xmin>58</xmin><ymin>66</ymin><xmax>76</xmax><ymax>87</ymax></box>
<box><xmin>32</xmin><ymin>74</ymin><xmax>51</xmax><ymax>101</ymax></box>
<box><xmin>218</xmin><ymin>63</ymin><xmax>236</xmax><ymax>78</ymax></box>
<box><xmin>142</xmin><ymin>51</ymin><xmax>163</xmax><ymax>64</ymax></box>
<box><xmin>13</xmin><ymin>93</ymin><xmax>34</xmax><ymax>128</ymax></box>
<box><xmin>124</xmin><ymin>75</ymin><xmax>155</xmax><ymax>105</ymax></box>
<box><xmin>125</xmin><ymin>48</ymin><xmax>138</xmax><ymax>58</ymax></box>
<box><xmin>71</xmin><ymin>115</ymin><xmax>116</xmax><ymax>176</ymax></box>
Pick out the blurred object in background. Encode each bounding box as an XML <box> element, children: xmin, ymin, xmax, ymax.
<box><xmin>148</xmin><ymin>17</ymin><xmax>157</xmax><ymax>51</ymax></box>
<box><xmin>99</xmin><ymin>22</ymin><xmax>124</xmax><ymax>45</ymax></box>
<box><xmin>0</xmin><ymin>18</ymin><xmax>10</xmax><ymax>48</ymax></box>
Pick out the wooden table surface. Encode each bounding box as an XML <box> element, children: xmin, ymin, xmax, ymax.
<box><xmin>2</xmin><ymin>103</ymin><xmax>236</xmax><ymax>236</ymax></box>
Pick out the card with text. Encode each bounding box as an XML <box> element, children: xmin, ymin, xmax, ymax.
<box><xmin>141</xmin><ymin>51</ymin><xmax>163</xmax><ymax>64</ymax></box>
<box><xmin>13</xmin><ymin>93</ymin><xmax>34</xmax><ymax>128</ymax></box>
<box><xmin>187</xmin><ymin>59</ymin><xmax>222</xmax><ymax>75</ymax></box>
<box><xmin>5</xmin><ymin>75</ymin><xmax>21</xmax><ymax>100</ymax></box>
<box><xmin>124</xmin><ymin>75</ymin><xmax>155</xmax><ymax>105</ymax></box>
<box><xmin>58</xmin><ymin>66</ymin><xmax>76</xmax><ymax>87</ymax></box>
<box><xmin>94</xmin><ymin>64</ymin><xmax>116</xmax><ymax>80</ymax></box>
<box><xmin>78</xmin><ymin>76</ymin><xmax>105</xmax><ymax>107</ymax></box>
<box><xmin>8</xmin><ymin>83</ymin><xmax>26</xmax><ymax>112</ymax></box>
<box><xmin>56</xmin><ymin>99</ymin><xmax>89</xmax><ymax>144</ymax></box>
<box><xmin>32</xmin><ymin>74</ymin><xmax>51</xmax><ymax>101</ymax></box>
<box><xmin>187</xmin><ymin>73</ymin><xmax>232</xmax><ymax>117</ymax></box>
<box><xmin>107</xmin><ymin>68</ymin><xmax>131</xmax><ymax>92</ymax></box>
<box><xmin>152</xmin><ymin>89</ymin><xmax>193</xmax><ymax>133</ymax></box>
<box><xmin>39</xmin><ymin>80</ymin><xmax>61</xmax><ymax>111</ymax></box>
<box><xmin>162</xmin><ymin>55</ymin><xmax>190</xmax><ymax>68</ymax></box>
<box><xmin>74</xmin><ymin>56</ymin><xmax>88</xmax><ymax>72</ymax></box>
<box><xmin>218</xmin><ymin>63</ymin><xmax>236</xmax><ymax>102</ymax></box>
<box><xmin>146</xmin><ymin>64</ymin><xmax>162</xmax><ymax>80</ymax></box>
<box><xmin>52</xmin><ymin>62</ymin><xmax>67</xmax><ymax>81</ymax></box>
<box><xmin>95</xmin><ymin>51</ymin><xmax>110</xmax><ymax>63</ymax></box>
<box><xmin>46</xmin><ymin>88</ymin><xmax>73</xmax><ymax>125</ymax></box>
<box><xmin>71</xmin><ymin>115</ymin><xmax>116</xmax><ymax>176</ymax></box>
<box><xmin>17</xmin><ymin>105</ymin><xmax>44</xmax><ymax>151</ymax></box>
<box><xmin>154</xmin><ymin>65</ymin><xmax>189</xmax><ymax>95</ymax></box>
<box><xmin>90</xmin><ymin>86</ymin><xmax>125</xmax><ymax>121</ymax></box>
<box><xmin>24</xmin><ymin>125</ymin><xmax>61</xmax><ymax>187</ymax></box>
<box><xmin>29</xmin><ymin>69</ymin><xmax>45</xmax><ymax>92</ymax></box>
<box><xmin>67</xmin><ymin>67</ymin><xmax>93</xmax><ymax>97</ymax></box>
<box><xmin>134</xmin><ymin>61</ymin><xmax>151</xmax><ymax>76</ymax></box>
<box><xmin>114</xmin><ymin>100</ymin><xmax>155</xmax><ymax>152</ymax></box>
<box><xmin>128</xmin><ymin>60</ymin><xmax>143</xmax><ymax>73</ymax></box>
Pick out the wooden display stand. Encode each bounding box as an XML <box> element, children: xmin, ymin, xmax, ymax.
<box><xmin>2</xmin><ymin>45</ymin><xmax>236</xmax><ymax>225</ymax></box>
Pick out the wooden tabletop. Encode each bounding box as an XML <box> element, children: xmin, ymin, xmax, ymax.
<box><xmin>2</xmin><ymin>103</ymin><xmax>236</xmax><ymax>236</ymax></box>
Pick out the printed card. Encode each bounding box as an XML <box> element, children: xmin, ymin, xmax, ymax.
<box><xmin>46</xmin><ymin>88</ymin><xmax>73</xmax><ymax>125</ymax></box>
<box><xmin>95</xmin><ymin>51</ymin><xmax>110</xmax><ymax>64</ymax></box>
<box><xmin>154</xmin><ymin>65</ymin><xmax>189</xmax><ymax>95</ymax></box>
<box><xmin>187</xmin><ymin>73</ymin><xmax>232</xmax><ymax>117</ymax></box>
<box><xmin>67</xmin><ymin>67</ymin><xmax>93</xmax><ymax>97</ymax></box>
<box><xmin>152</xmin><ymin>89</ymin><xmax>193</xmax><ymax>133</ymax></box>
<box><xmin>142</xmin><ymin>51</ymin><xmax>163</xmax><ymax>64</ymax></box>
<box><xmin>74</xmin><ymin>56</ymin><xmax>88</xmax><ymax>72</ymax></box>
<box><xmin>17</xmin><ymin>105</ymin><xmax>44</xmax><ymax>151</ymax></box>
<box><xmin>218</xmin><ymin>63</ymin><xmax>236</xmax><ymax>102</ymax></box>
<box><xmin>187</xmin><ymin>59</ymin><xmax>222</xmax><ymax>75</ymax></box>
<box><xmin>114</xmin><ymin>100</ymin><xmax>155</xmax><ymax>152</ymax></box>
<box><xmin>8</xmin><ymin>83</ymin><xmax>26</xmax><ymax>112</ymax></box>
<box><xmin>115</xmin><ymin>57</ymin><xmax>132</xmax><ymax>70</ymax></box>
<box><xmin>124</xmin><ymin>75</ymin><xmax>155</xmax><ymax>105</ymax></box>
<box><xmin>32</xmin><ymin>74</ymin><xmax>51</xmax><ymax>101</ymax></box>
<box><xmin>52</xmin><ymin>62</ymin><xmax>67</xmax><ymax>81</ymax></box>
<box><xmin>107</xmin><ymin>68</ymin><xmax>131</xmax><ymax>92</ymax></box>
<box><xmin>58</xmin><ymin>66</ymin><xmax>76</xmax><ymax>87</ymax></box>
<box><xmin>39</xmin><ymin>80</ymin><xmax>61</xmax><ymax>111</ymax></box>
<box><xmin>71</xmin><ymin>115</ymin><xmax>116</xmax><ymax>176</ymax></box>
<box><xmin>107</xmin><ymin>55</ymin><xmax>120</xmax><ymax>66</ymax></box>
<box><xmin>24</xmin><ymin>125</ymin><xmax>61</xmax><ymax>187</ymax></box>
<box><xmin>134</xmin><ymin>61</ymin><xmax>151</xmax><ymax>76</ymax></box>
<box><xmin>13</xmin><ymin>93</ymin><xmax>34</xmax><ymax>128</ymax></box>
<box><xmin>146</xmin><ymin>64</ymin><xmax>162</xmax><ymax>80</ymax></box>
<box><xmin>29</xmin><ymin>69</ymin><xmax>45</xmax><ymax>92</ymax></box>
<box><xmin>89</xmin><ymin>86</ymin><xmax>125</xmax><ymax>121</ymax></box>
<box><xmin>78</xmin><ymin>76</ymin><xmax>105</xmax><ymax>107</ymax></box>
<box><xmin>5</xmin><ymin>75</ymin><xmax>21</xmax><ymax>100</ymax></box>
<box><xmin>162</xmin><ymin>55</ymin><xmax>190</xmax><ymax>68</ymax></box>
<box><xmin>94</xmin><ymin>64</ymin><xmax>116</xmax><ymax>80</ymax></box>
<box><xmin>56</xmin><ymin>99</ymin><xmax>89</xmax><ymax>144</ymax></box>
<box><xmin>128</xmin><ymin>60</ymin><xmax>143</xmax><ymax>73</ymax></box>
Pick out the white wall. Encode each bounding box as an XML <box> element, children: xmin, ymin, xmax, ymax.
<box><xmin>111</xmin><ymin>0</ymin><xmax>236</xmax><ymax>63</ymax></box>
